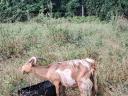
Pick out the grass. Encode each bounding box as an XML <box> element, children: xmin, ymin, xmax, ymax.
<box><xmin>0</xmin><ymin>16</ymin><xmax>128</xmax><ymax>96</ymax></box>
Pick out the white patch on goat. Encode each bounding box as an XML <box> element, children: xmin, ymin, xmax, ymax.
<box><xmin>73</xmin><ymin>60</ymin><xmax>80</xmax><ymax>66</ymax></box>
<box><xmin>80</xmin><ymin>60</ymin><xmax>91</xmax><ymax>69</ymax></box>
<box><xmin>85</xmin><ymin>58</ymin><xmax>95</xmax><ymax>64</ymax></box>
<box><xmin>56</xmin><ymin>69</ymin><xmax>76</xmax><ymax>87</ymax></box>
<box><xmin>68</xmin><ymin>60</ymin><xmax>91</xmax><ymax>70</ymax></box>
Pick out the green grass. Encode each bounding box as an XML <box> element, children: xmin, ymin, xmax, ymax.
<box><xmin>0</xmin><ymin>16</ymin><xmax>128</xmax><ymax>96</ymax></box>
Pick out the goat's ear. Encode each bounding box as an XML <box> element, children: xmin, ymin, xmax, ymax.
<box><xmin>28</xmin><ymin>56</ymin><xmax>37</xmax><ymax>66</ymax></box>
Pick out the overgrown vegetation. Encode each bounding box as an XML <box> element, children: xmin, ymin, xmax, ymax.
<box><xmin>0</xmin><ymin>16</ymin><xmax>128</xmax><ymax>96</ymax></box>
<box><xmin>0</xmin><ymin>0</ymin><xmax>128</xmax><ymax>22</ymax></box>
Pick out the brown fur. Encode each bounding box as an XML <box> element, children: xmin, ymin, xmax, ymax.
<box><xmin>20</xmin><ymin>57</ymin><xmax>97</xmax><ymax>96</ymax></box>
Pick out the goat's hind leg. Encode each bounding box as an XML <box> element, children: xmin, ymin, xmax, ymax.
<box><xmin>78</xmin><ymin>82</ymin><xmax>86</xmax><ymax>96</ymax></box>
<box><xmin>78</xmin><ymin>79</ymin><xmax>93</xmax><ymax>96</ymax></box>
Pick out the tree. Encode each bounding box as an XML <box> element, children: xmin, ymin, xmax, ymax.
<box><xmin>66</xmin><ymin>0</ymin><xmax>81</xmax><ymax>16</ymax></box>
<box><xmin>0</xmin><ymin>0</ymin><xmax>128</xmax><ymax>22</ymax></box>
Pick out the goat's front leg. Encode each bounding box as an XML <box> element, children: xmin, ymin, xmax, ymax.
<box><xmin>53</xmin><ymin>80</ymin><xmax>60</xmax><ymax>96</ymax></box>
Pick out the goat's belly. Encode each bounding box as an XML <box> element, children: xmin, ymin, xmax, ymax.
<box><xmin>56</xmin><ymin>69</ymin><xmax>76</xmax><ymax>87</ymax></box>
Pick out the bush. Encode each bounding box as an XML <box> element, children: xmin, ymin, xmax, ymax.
<box><xmin>85</xmin><ymin>0</ymin><xmax>128</xmax><ymax>20</ymax></box>
<box><xmin>0</xmin><ymin>0</ymin><xmax>43</xmax><ymax>22</ymax></box>
<box><xmin>0</xmin><ymin>0</ymin><xmax>128</xmax><ymax>22</ymax></box>
<box><xmin>67</xmin><ymin>16</ymin><xmax>100</xmax><ymax>23</ymax></box>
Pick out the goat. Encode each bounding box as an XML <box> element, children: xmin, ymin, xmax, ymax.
<box><xmin>20</xmin><ymin>56</ymin><xmax>97</xmax><ymax>96</ymax></box>
<box><xmin>18</xmin><ymin>80</ymin><xmax>56</xmax><ymax>96</ymax></box>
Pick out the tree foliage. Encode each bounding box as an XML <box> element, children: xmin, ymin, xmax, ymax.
<box><xmin>0</xmin><ymin>0</ymin><xmax>128</xmax><ymax>22</ymax></box>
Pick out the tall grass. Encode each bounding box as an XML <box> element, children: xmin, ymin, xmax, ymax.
<box><xmin>0</xmin><ymin>16</ymin><xmax>128</xmax><ymax>96</ymax></box>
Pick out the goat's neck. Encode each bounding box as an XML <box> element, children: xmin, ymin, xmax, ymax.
<box><xmin>31</xmin><ymin>66</ymin><xmax>49</xmax><ymax>80</ymax></box>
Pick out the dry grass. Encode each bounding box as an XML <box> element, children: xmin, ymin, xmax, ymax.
<box><xmin>0</xmin><ymin>16</ymin><xmax>128</xmax><ymax>96</ymax></box>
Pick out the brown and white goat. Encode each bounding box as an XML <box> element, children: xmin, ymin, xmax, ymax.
<box><xmin>20</xmin><ymin>57</ymin><xmax>97</xmax><ymax>96</ymax></box>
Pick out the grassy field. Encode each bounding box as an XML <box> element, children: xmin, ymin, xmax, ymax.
<box><xmin>0</xmin><ymin>16</ymin><xmax>128</xmax><ymax>96</ymax></box>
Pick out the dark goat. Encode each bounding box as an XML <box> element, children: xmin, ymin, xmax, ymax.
<box><xmin>18</xmin><ymin>80</ymin><xmax>56</xmax><ymax>96</ymax></box>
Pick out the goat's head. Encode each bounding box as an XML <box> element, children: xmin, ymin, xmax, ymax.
<box><xmin>21</xmin><ymin>56</ymin><xmax>37</xmax><ymax>74</ymax></box>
